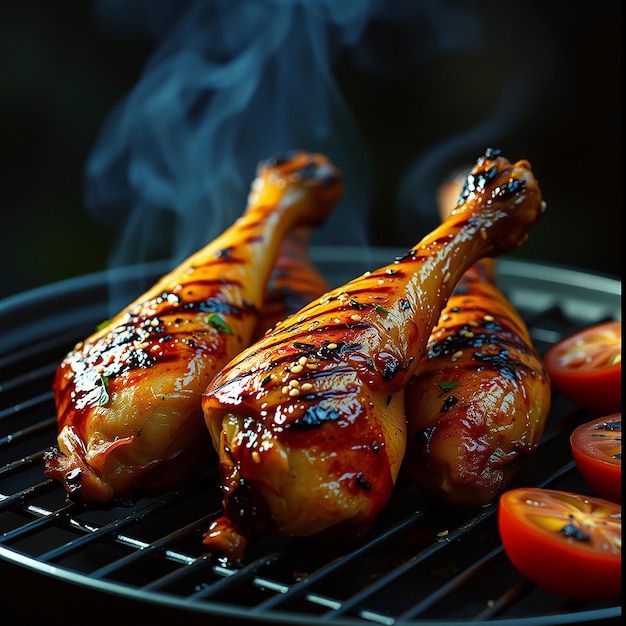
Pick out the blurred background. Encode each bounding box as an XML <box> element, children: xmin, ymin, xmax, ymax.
<box><xmin>0</xmin><ymin>0</ymin><xmax>621</xmax><ymax>303</ymax></box>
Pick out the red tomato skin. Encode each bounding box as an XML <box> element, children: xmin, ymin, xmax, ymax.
<box><xmin>544</xmin><ymin>321</ymin><xmax>621</xmax><ymax>415</ymax></box>
<box><xmin>498</xmin><ymin>489</ymin><xmax>622</xmax><ymax>601</ymax></box>
<box><xmin>571</xmin><ymin>414</ymin><xmax>621</xmax><ymax>504</ymax></box>
<box><xmin>549</xmin><ymin>365</ymin><xmax>621</xmax><ymax>416</ymax></box>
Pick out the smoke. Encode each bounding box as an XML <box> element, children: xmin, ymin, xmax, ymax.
<box><xmin>85</xmin><ymin>0</ymin><xmax>555</xmax><ymax>276</ymax></box>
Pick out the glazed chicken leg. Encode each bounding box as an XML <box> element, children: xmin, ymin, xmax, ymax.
<box><xmin>201</xmin><ymin>148</ymin><xmax>545</xmax><ymax>561</ymax></box>
<box><xmin>253</xmin><ymin>228</ymin><xmax>331</xmax><ymax>341</ymax></box>
<box><xmin>402</xmin><ymin>169</ymin><xmax>551</xmax><ymax>506</ymax></box>
<box><xmin>44</xmin><ymin>151</ymin><xmax>343</xmax><ymax>503</ymax></box>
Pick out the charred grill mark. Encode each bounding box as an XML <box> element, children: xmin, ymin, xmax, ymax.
<box><xmin>473</xmin><ymin>349</ymin><xmax>529</xmax><ymax>379</ymax></box>
<box><xmin>180</xmin><ymin>299</ymin><xmax>251</xmax><ymax>316</ymax></box>
<box><xmin>285</xmin><ymin>404</ymin><xmax>340</xmax><ymax>430</ymax></box>
<box><xmin>428</xmin><ymin>311</ymin><xmax>535</xmax><ymax>380</ymax></box>
<box><xmin>349</xmin><ymin>299</ymin><xmax>368</xmax><ymax>310</ymax></box>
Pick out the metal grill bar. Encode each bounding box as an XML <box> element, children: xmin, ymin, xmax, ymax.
<box><xmin>0</xmin><ymin>256</ymin><xmax>621</xmax><ymax>625</ymax></box>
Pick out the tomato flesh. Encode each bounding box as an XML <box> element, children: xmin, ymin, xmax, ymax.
<box><xmin>498</xmin><ymin>488</ymin><xmax>621</xmax><ymax>600</ymax></box>
<box><xmin>571</xmin><ymin>414</ymin><xmax>621</xmax><ymax>503</ymax></box>
<box><xmin>544</xmin><ymin>320</ymin><xmax>621</xmax><ymax>415</ymax></box>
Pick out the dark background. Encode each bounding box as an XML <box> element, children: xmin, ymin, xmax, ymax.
<box><xmin>1</xmin><ymin>1</ymin><xmax>621</xmax><ymax>304</ymax></box>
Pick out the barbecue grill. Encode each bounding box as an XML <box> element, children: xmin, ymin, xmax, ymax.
<box><xmin>0</xmin><ymin>248</ymin><xmax>621</xmax><ymax>626</ymax></box>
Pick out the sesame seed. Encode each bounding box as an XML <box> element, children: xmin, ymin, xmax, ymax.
<box><xmin>334</xmin><ymin>317</ymin><xmax>341</xmax><ymax>323</ymax></box>
<box><xmin>150</xmin><ymin>318</ymin><xmax>160</xmax><ymax>327</ymax></box>
<box><xmin>281</xmin><ymin>385</ymin><xmax>290</xmax><ymax>395</ymax></box>
<box><xmin>301</xmin><ymin>382</ymin><xmax>313</xmax><ymax>391</ymax></box>
<box><xmin>351</xmin><ymin>314</ymin><xmax>362</xmax><ymax>321</ymax></box>
<box><xmin>484</xmin><ymin>315</ymin><xmax>495</xmax><ymax>322</ymax></box>
<box><xmin>480</xmin><ymin>228</ymin><xmax>488</xmax><ymax>240</ymax></box>
<box><xmin>298</xmin><ymin>356</ymin><xmax>308</xmax><ymax>366</ymax></box>
<box><xmin>452</xmin><ymin>350</ymin><xmax>463</xmax><ymax>361</ymax></box>
<box><xmin>288</xmin><ymin>388</ymin><xmax>300</xmax><ymax>397</ymax></box>
<box><xmin>469</xmin><ymin>320</ymin><xmax>479</xmax><ymax>327</ymax></box>
<box><xmin>377</xmin><ymin>279</ymin><xmax>384</xmax><ymax>285</ymax></box>
<box><xmin>306</xmin><ymin>362</ymin><xmax>318</xmax><ymax>369</ymax></box>
<box><xmin>327</xmin><ymin>343</ymin><xmax>338</xmax><ymax>350</ymax></box>
<box><xmin>251</xmin><ymin>451</ymin><xmax>261</xmax><ymax>463</ymax></box>
<box><xmin>289</xmin><ymin>379</ymin><xmax>300</xmax><ymax>388</ymax></box>
<box><xmin>291</xmin><ymin>365</ymin><xmax>303</xmax><ymax>373</ymax></box>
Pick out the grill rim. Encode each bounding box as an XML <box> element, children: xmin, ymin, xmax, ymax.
<box><xmin>0</xmin><ymin>248</ymin><xmax>622</xmax><ymax>625</ymax></box>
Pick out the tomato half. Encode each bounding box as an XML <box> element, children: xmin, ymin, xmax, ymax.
<box><xmin>498</xmin><ymin>488</ymin><xmax>621</xmax><ymax>600</ymax></box>
<box><xmin>571</xmin><ymin>414</ymin><xmax>621</xmax><ymax>503</ymax></box>
<box><xmin>544</xmin><ymin>320</ymin><xmax>621</xmax><ymax>415</ymax></box>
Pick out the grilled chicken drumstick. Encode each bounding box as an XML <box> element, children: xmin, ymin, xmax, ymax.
<box><xmin>253</xmin><ymin>228</ymin><xmax>331</xmax><ymax>341</ymax></box>
<box><xmin>402</xmin><ymin>170</ymin><xmax>551</xmax><ymax>507</ymax></box>
<box><xmin>201</xmin><ymin>148</ymin><xmax>545</xmax><ymax>561</ymax></box>
<box><xmin>44</xmin><ymin>151</ymin><xmax>343</xmax><ymax>503</ymax></box>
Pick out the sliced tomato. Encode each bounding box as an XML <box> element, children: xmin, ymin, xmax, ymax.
<box><xmin>571</xmin><ymin>414</ymin><xmax>621</xmax><ymax>503</ymax></box>
<box><xmin>498</xmin><ymin>488</ymin><xmax>621</xmax><ymax>601</ymax></box>
<box><xmin>544</xmin><ymin>320</ymin><xmax>621</xmax><ymax>415</ymax></box>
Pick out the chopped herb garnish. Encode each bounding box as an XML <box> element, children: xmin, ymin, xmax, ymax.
<box><xmin>374</xmin><ymin>304</ymin><xmax>389</xmax><ymax>315</ymax></box>
<box><xmin>439</xmin><ymin>381</ymin><xmax>460</xmax><ymax>390</ymax></box>
<box><xmin>207</xmin><ymin>313</ymin><xmax>233</xmax><ymax>334</ymax></box>
<box><xmin>97</xmin><ymin>375</ymin><xmax>110</xmax><ymax>406</ymax></box>
<box><xmin>95</xmin><ymin>319</ymin><xmax>110</xmax><ymax>332</ymax></box>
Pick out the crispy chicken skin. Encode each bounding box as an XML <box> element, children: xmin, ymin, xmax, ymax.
<box><xmin>402</xmin><ymin>171</ymin><xmax>550</xmax><ymax>506</ymax></box>
<box><xmin>253</xmin><ymin>228</ymin><xmax>331</xmax><ymax>341</ymax></box>
<box><xmin>201</xmin><ymin>149</ymin><xmax>545</xmax><ymax>561</ymax></box>
<box><xmin>44</xmin><ymin>151</ymin><xmax>343</xmax><ymax>504</ymax></box>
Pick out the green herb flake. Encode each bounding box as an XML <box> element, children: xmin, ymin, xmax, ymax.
<box><xmin>207</xmin><ymin>313</ymin><xmax>233</xmax><ymax>335</ymax></box>
<box><xmin>97</xmin><ymin>375</ymin><xmax>110</xmax><ymax>406</ymax></box>
<box><xmin>439</xmin><ymin>381</ymin><xmax>459</xmax><ymax>391</ymax></box>
<box><xmin>374</xmin><ymin>304</ymin><xmax>389</xmax><ymax>315</ymax></box>
<box><xmin>95</xmin><ymin>319</ymin><xmax>110</xmax><ymax>332</ymax></box>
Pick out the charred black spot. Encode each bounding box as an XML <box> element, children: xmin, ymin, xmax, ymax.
<box><xmin>261</xmin><ymin>375</ymin><xmax>271</xmax><ymax>387</ymax></box>
<box><xmin>225</xmin><ymin>478</ymin><xmax>272</xmax><ymax>535</ymax></box>
<box><xmin>181</xmin><ymin>299</ymin><xmax>242</xmax><ymax>315</ymax></box>
<box><xmin>293</xmin><ymin>341</ymin><xmax>316</xmax><ymax>352</ymax></box>
<box><xmin>461</xmin><ymin>164</ymin><xmax>499</xmax><ymax>200</ymax></box>
<box><xmin>349</xmin><ymin>299</ymin><xmax>368</xmax><ymax>310</ymax></box>
<box><xmin>382</xmin><ymin>357</ymin><xmax>402</xmax><ymax>381</ymax></box>
<box><xmin>415</xmin><ymin>426</ymin><xmax>435</xmax><ymax>445</ymax></box>
<box><xmin>296</xmin><ymin>160</ymin><xmax>317</xmax><ymax>179</ymax></box>
<box><xmin>493</xmin><ymin>178</ymin><xmax>525</xmax><ymax>200</ymax></box>
<box><xmin>317</xmin><ymin>341</ymin><xmax>361</xmax><ymax>360</ymax></box>
<box><xmin>474</xmin><ymin>349</ymin><xmax>526</xmax><ymax>380</ymax></box>
<box><xmin>215</xmin><ymin>247</ymin><xmax>234</xmax><ymax>259</ymax></box>
<box><xmin>287</xmin><ymin>404</ymin><xmax>340</xmax><ymax>430</ymax></box>
<box><xmin>356</xmin><ymin>473</ymin><xmax>372</xmax><ymax>492</ymax></box>
<box><xmin>442</xmin><ymin>395</ymin><xmax>459</xmax><ymax>412</ymax></box>
<box><xmin>386</xmin><ymin>394</ymin><xmax>392</xmax><ymax>406</ymax></box>
<box><xmin>400</xmin><ymin>299</ymin><xmax>411</xmax><ymax>311</ymax></box>
<box><xmin>560</xmin><ymin>522</ymin><xmax>591</xmax><ymax>542</ymax></box>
